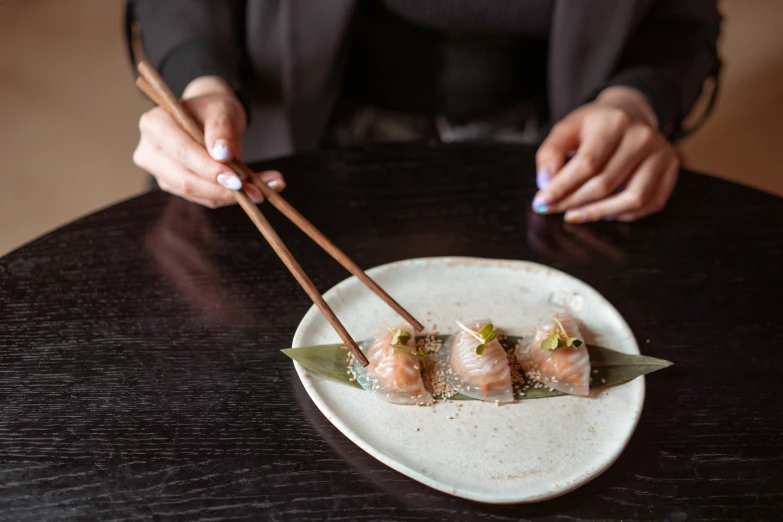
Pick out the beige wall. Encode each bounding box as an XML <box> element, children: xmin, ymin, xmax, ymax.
<box><xmin>679</xmin><ymin>0</ymin><xmax>783</xmax><ymax>195</ymax></box>
<box><xmin>1</xmin><ymin>0</ymin><xmax>781</xmax><ymax>256</ymax></box>
<box><xmin>0</xmin><ymin>0</ymin><xmax>149</xmax><ymax>256</ymax></box>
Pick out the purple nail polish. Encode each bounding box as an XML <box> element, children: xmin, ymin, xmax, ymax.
<box><xmin>536</xmin><ymin>169</ymin><xmax>551</xmax><ymax>190</ymax></box>
<box><xmin>532</xmin><ymin>197</ymin><xmax>549</xmax><ymax>214</ymax></box>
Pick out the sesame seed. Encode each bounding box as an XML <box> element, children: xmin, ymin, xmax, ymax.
<box><xmin>446</xmin><ymin>416</ymin><xmax>453</xmax><ymax>420</ymax></box>
<box><xmin>458</xmin><ymin>404</ymin><xmax>463</xmax><ymax>408</ymax></box>
<box><xmin>593</xmin><ymin>369</ymin><xmax>599</xmax><ymax>374</ymax></box>
<box><xmin>415</xmin><ymin>427</ymin><xmax>420</xmax><ymax>431</ymax></box>
<box><xmin>601</xmin><ymin>378</ymin><xmax>606</xmax><ymax>384</ymax></box>
<box><xmin>495</xmin><ymin>400</ymin><xmax>500</xmax><ymax>406</ymax></box>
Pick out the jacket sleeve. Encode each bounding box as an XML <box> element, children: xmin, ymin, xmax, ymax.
<box><xmin>600</xmin><ymin>0</ymin><xmax>722</xmax><ymax>139</ymax></box>
<box><xmin>131</xmin><ymin>0</ymin><xmax>246</xmax><ymax>99</ymax></box>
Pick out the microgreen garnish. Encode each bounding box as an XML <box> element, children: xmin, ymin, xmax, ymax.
<box><xmin>455</xmin><ymin>321</ymin><xmax>498</xmax><ymax>356</ymax></box>
<box><xmin>387</xmin><ymin>327</ymin><xmax>425</xmax><ymax>358</ymax></box>
<box><xmin>387</xmin><ymin>327</ymin><xmax>412</xmax><ymax>347</ymax></box>
<box><xmin>540</xmin><ymin>317</ymin><xmax>583</xmax><ymax>351</ymax></box>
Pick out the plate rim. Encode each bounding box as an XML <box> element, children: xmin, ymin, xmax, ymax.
<box><xmin>291</xmin><ymin>256</ymin><xmax>645</xmax><ymax>503</ymax></box>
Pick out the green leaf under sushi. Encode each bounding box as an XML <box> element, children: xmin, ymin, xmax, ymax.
<box><xmin>283</xmin><ymin>344</ymin><xmax>364</xmax><ymax>390</ymax></box>
<box><xmin>281</xmin><ymin>335</ymin><xmax>672</xmax><ymax>401</ymax></box>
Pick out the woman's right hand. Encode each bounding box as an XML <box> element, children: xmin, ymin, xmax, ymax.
<box><xmin>133</xmin><ymin>75</ymin><xmax>285</xmax><ymax>208</ymax></box>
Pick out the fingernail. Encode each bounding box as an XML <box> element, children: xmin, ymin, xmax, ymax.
<box><xmin>250</xmin><ymin>194</ymin><xmax>264</xmax><ymax>204</ymax></box>
<box><xmin>217</xmin><ymin>173</ymin><xmax>242</xmax><ymax>191</ymax></box>
<box><xmin>564</xmin><ymin>211</ymin><xmax>585</xmax><ymax>224</ymax></box>
<box><xmin>536</xmin><ymin>169</ymin><xmax>552</xmax><ymax>190</ymax></box>
<box><xmin>267</xmin><ymin>179</ymin><xmax>283</xmax><ymax>191</ymax></box>
<box><xmin>211</xmin><ymin>140</ymin><xmax>231</xmax><ymax>161</ymax></box>
<box><xmin>532</xmin><ymin>194</ymin><xmax>552</xmax><ymax>214</ymax></box>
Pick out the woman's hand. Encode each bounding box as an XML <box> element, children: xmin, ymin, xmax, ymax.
<box><xmin>532</xmin><ymin>86</ymin><xmax>679</xmax><ymax>223</ymax></box>
<box><xmin>133</xmin><ymin>76</ymin><xmax>285</xmax><ymax>208</ymax></box>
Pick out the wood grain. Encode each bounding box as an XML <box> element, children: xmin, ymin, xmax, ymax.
<box><xmin>1</xmin><ymin>144</ymin><xmax>782</xmax><ymax>521</ymax></box>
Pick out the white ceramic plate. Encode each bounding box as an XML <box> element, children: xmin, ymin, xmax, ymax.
<box><xmin>291</xmin><ymin>257</ymin><xmax>643</xmax><ymax>504</ymax></box>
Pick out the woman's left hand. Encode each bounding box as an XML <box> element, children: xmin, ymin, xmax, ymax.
<box><xmin>532</xmin><ymin>86</ymin><xmax>679</xmax><ymax>223</ymax></box>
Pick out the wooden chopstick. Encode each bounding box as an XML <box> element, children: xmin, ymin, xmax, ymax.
<box><xmin>136</xmin><ymin>75</ymin><xmax>422</xmax><ymax>333</ymax></box>
<box><xmin>232</xmin><ymin>161</ymin><xmax>424</xmax><ymax>333</ymax></box>
<box><xmin>135</xmin><ymin>62</ymin><xmax>370</xmax><ymax>367</ymax></box>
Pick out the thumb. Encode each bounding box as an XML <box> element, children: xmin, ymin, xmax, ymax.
<box><xmin>203</xmin><ymin>97</ymin><xmax>245</xmax><ymax>163</ymax></box>
<box><xmin>535</xmin><ymin>114</ymin><xmax>583</xmax><ymax>188</ymax></box>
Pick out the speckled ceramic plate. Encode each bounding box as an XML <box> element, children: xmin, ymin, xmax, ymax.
<box><xmin>291</xmin><ymin>257</ymin><xmax>643</xmax><ymax>504</ymax></box>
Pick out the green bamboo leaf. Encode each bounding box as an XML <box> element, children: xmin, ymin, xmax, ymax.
<box><xmin>281</xmin><ymin>345</ymin><xmax>363</xmax><ymax>390</ymax></box>
<box><xmin>281</xmin><ymin>335</ymin><xmax>672</xmax><ymax>401</ymax></box>
<box><xmin>584</xmin><ymin>344</ymin><xmax>673</xmax><ymax>388</ymax></box>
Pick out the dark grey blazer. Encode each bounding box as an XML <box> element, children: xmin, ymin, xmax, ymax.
<box><xmin>127</xmin><ymin>1</ymin><xmax>722</xmax><ymax>162</ymax></box>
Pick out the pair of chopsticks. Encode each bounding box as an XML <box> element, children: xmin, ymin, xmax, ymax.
<box><xmin>135</xmin><ymin>61</ymin><xmax>424</xmax><ymax>367</ymax></box>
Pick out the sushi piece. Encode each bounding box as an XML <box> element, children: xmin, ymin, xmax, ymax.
<box><xmin>354</xmin><ymin>326</ymin><xmax>433</xmax><ymax>405</ymax></box>
<box><xmin>438</xmin><ymin>319</ymin><xmax>514</xmax><ymax>403</ymax></box>
<box><xmin>515</xmin><ymin>313</ymin><xmax>591</xmax><ymax>396</ymax></box>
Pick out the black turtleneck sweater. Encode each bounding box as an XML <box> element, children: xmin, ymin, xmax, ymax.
<box><xmin>343</xmin><ymin>0</ymin><xmax>555</xmax><ymax>121</ymax></box>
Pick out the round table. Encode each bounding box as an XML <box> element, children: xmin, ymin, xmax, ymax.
<box><xmin>1</xmin><ymin>144</ymin><xmax>781</xmax><ymax>521</ymax></box>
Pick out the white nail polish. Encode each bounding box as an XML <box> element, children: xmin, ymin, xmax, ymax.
<box><xmin>217</xmin><ymin>173</ymin><xmax>242</xmax><ymax>191</ymax></box>
<box><xmin>211</xmin><ymin>140</ymin><xmax>231</xmax><ymax>161</ymax></box>
<box><xmin>267</xmin><ymin>179</ymin><xmax>282</xmax><ymax>191</ymax></box>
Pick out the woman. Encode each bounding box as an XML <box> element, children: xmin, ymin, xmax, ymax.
<box><xmin>126</xmin><ymin>1</ymin><xmax>722</xmax><ymax>223</ymax></box>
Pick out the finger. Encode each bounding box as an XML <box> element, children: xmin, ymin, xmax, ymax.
<box><xmin>614</xmin><ymin>158</ymin><xmax>679</xmax><ymax>222</ymax></box>
<box><xmin>244</xmin><ymin>182</ymin><xmax>265</xmax><ymax>204</ymax></box>
<box><xmin>258</xmin><ymin>170</ymin><xmax>286</xmax><ymax>192</ymax></box>
<box><xmin>242</xmin><ymin>170</ymin><xmax>287</xmax><ymax>204</ymax></box>
<box><xmin>535</xmin><ymin>116</ymin><xmax>582</xmax><ymax>182</ymax></box>
<box><xmin>547</xmin><ymin>124</ymin><xmax>656</xmax><ymax>212</ymax></box>
<box><xmin>562</xmin><ymin>151</ymin><xmax>670</xmax><ymax>224</ymax></box>
<box><xmin>534</xmin><ymin>112</ymin><xmax>627</xmax><ymax>212</ymax></box>
<box><xmin>140</xmin><ymin>148</ymin><xmax>238</xmax><ymax>208</ymax></box>
<box><xmin>140</xmin><ymin>109</ymin><xmax>242</xmax><ymax>188</ymax></box>
<box><xmin>197</xmin><ymin>98</ymin><xmax>245</xmax><ymax>162</ymax></box>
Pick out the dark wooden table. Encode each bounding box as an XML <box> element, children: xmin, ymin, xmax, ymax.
<box><xmin>1</xmin><ymin>144</ymin><xmax>781</xmax><ymax>521</ymax></box>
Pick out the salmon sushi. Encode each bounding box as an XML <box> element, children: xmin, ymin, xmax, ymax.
<box><xmin>515</xmin><ymin>313</ymin><xmax>591</xmax><ymax>396</ymax></box>
<box><xmin>438</xmin><ymin>319</ymin><xmax>514</xmax><ymax>403</ymax></box>
<box><xmin>354</xmin><ymin>326</ymin><xmax>433</xmax><ymax>405</ymax></box>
